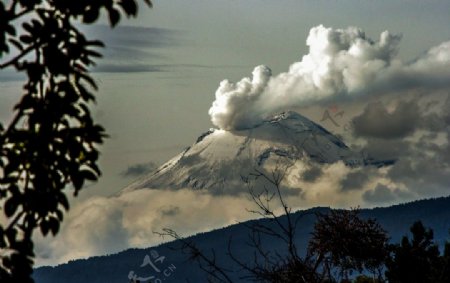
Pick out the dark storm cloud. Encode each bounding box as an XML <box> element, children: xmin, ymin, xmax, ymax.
<box><xmin>352</xmin><ymin>101</ymin><xmax>420</xmax><ymax>139</ymax></box>
<box><xmin>419</xmin><ymin>95</ymin><xmax>450</xmax><ymax>133</ymax></box>
<box><xmin>121</xmin><ymin>162</ymin><xmax>157</xmax><ymax>177</ymax></box>
<box><xmin>387</xmin><ymin>155</ymin><xmax>450</xmax><ymax>195</ymax></box>
<box><xmin>301</xmin><ymin>165</ymin><xmax>323</xmax><ymax>182</ymax></box>
<box><xmin>340</xmin><ymin>170</ymin><xmax>370</xmax><ymax>191</ymax></box>
<box><xmin>349</xmin><ymin>94</ymin><xmax>450</xmax><ymax>204</ymax></box>
<box><xmin>359</xmin><ymin>136</ymin><xmax>450</xmax><ymax>201</ymax></box>
<box><xmin>362</xmin><ymin>138</ymin><xmax>412</xmax><ymax>160</ymax></box>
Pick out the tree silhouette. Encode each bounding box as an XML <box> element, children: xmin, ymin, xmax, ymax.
<box><xmin>385</xmin><ymin>221</ymin><xmax>441</xmax><ymax>283</ymax></box>
<box><xmin>0</xmin><ymin>0</ymin><xmax>151</xmax><ymax>281</ymax></box>
<box><xmin>308</xmin><ymin>209</ymin><xmax>388</xmax><ymax>281</ymax></box>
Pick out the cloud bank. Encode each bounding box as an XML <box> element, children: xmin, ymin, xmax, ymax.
<box><xmin>209</xmin><ymin>25</ymin><xmax>450</xmax><ymax>130</ymax></box>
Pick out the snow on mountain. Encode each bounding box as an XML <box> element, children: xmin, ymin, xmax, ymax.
<box><xmin>122</xmin><ymin>111</ymin><xmax>393</xmax><ymax>193</ymax></box>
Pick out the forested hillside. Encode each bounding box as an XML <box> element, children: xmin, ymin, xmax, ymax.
<box><xmin>34</xmin><ymin>196</ymin><xmax>450</xmax><ymax>283</ymax></box>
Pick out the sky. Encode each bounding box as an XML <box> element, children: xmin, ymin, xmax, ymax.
<box><xmin>1</xmin><ymin>0</ymin><xmax>450</xmax><ymax>266</ymax></box>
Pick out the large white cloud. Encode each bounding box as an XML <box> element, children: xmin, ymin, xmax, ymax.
<box><xmin>209</xmin><ymin>25</ymin><xmax>450</xmax><ymax>130</ymax></box>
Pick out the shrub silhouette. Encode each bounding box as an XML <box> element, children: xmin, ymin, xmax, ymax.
<box><xmin>0</xmin><ymin>0</ymin><xmax>151</xmax><ymax>281</ymax></box>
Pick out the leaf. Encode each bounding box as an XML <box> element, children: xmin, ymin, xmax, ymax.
<box><xmin>58</xmin><ymin>194</ymin><xmax>70</xmax><ymax>210</ymax></box>
<box><xmin>86</xmin><ymin>40</ymin><xmax>105</xmax><ymax>48</ymax></box>
<box><xmin>86</xmin><ymin>49</ymin><xmax>102</xmax><ymax>58</ymax></box>
<box><xmin>108</xmin><ymin>8</ymin><xmax>121</xmax><ymax>27</ymax></box>
<box><xmin>40</xmin><ymin>220</ymin><xmax>50</xmax><ymax>236</ymax></box>
<box><xmin>76</xmin><ymin>83</ymin><xmax>95</xmax><ymax>102</ymax></box>
<box><xmin>90</xmin><ymin>163</ymin><xmax>101</xmax><ymax>176</ymax></box>
<box><xmin>77</xmin><ymin>72</ymin><xmax>98</xmax><ymax>90</ymax></box>
<box><xmin>4</xmin><ymin>197</ymin><xmax>19</xmax><ymax>217</ymax></box>
<box><xmin>5</xmin><ymin>227</ymin><xmax>17</xmax><ymax>244</ymax></box>
<box><xmin>72</xmin><ymin>175</ymin><xmax>84</xmax><ymax>191</ymax></box>
<box><xmin>142</xmin><ymin>0</ymin><xmax>153</xmax><ymax>8</ymax></box>
<box><xmin>0</xmin><ymin>226</ymin><xmax>5</xmax><ymax>247</ymax></box>
<box><xmin>48</xmin><ymin>217</ymin><xmax>60</xmax><ymax>236</ymax></box>
<box><xmin>19</xmin><ymin>35</ymin><xmax>33</xmax><ymax>44</ymax></box>
<box><xmin>5</xmin><ymin>24</ymin><xmax>16</xmax><ymax>36</ymax></box>
<box><xmin>22</xmin><ymin>22</ymin><xmax>34</xmax><ymax>34</ymax></box>
<box><xmin>55</xmin><ymin>209</ymin><xmax>64</xmax><ymax>221</ymax></box>
<box><xmin>119</xmin><ymin>0</ymin><xmax>138</xmax><ymax>16</ymax></box>
<box><xmin>81</xmin><ymin>169</ymin><xmax>98</xmax><ymax>181</ymax></box>
<box><xmin>83</xmin><ymin>8</ymin><xmax>100</xmax><ymax>24</ymax></box>
<box><xmin>9</xmin><ymin>38</ymin><xmax>24</xmax><ymax>51</ymax></box>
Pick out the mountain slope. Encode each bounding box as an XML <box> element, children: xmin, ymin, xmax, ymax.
<box><xmin>123</xmin><ymin>111</ymin><xmax>391</xmax><ymax>194</ymax></box>
<box><xmin>33</xmin><ymin>196</ymin><xmax>450</xmax><ymax>283</ymax></box>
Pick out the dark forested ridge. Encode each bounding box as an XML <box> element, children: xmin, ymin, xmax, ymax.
<box><xmin>33</xmin><ymin>196</ymin><xmax>450</xmax><ymax>283</ymax></box>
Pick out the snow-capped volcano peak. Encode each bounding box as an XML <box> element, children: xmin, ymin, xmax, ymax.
<box><xmin>122</xmin><ymin>111</ymin><xmax>391</xmax><ymax>194</ymax></box>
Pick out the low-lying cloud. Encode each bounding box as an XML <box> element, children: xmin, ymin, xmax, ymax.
<box><xmin>34</xmin><ymin>189</ymin><xmax>258</xmax><ymax>266</ymax></box>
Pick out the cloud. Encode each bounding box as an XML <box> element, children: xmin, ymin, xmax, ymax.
<box><xmin>301</xmin><ymin>164</ymin><xmax>323</xmax><ymax>182</ymax></box>
<box><xmin>33</xmin><ymin>159</ymin><xmax>375</xmax><ymax>266</ymax></box>
<box><xmin>93</xmin><ymin>64</ymin><xmax>164</xmax><ymax>73</ymax></box>
<box><xmin>34</xmin><ymin>189</ymin><xmax>257</xmax><ymax>266</ymax></box>
<box><xmin>158</xmin><ymin>205</ymin><xmax>181</xmax><ymax>217</ymax></box>
<box><xmin>362</xmin><ymin>183</ymin><xmax>414</xmax><ymax>205</ymax></box>
<box><xmin>208</xmin><ymin>25</ymin><xmax>450</xmax><ymax>130</ymax></box>
<box><xmin>83</xmin><ymin>25</ymin><xmax>178</xmax><ymax>53</ymax></box>
<box><xmin>352</xmin><ymin>100</ymin><xmax>420</xmax><ymax>139</ymax></box>
<box><xmin>209</xmin><ymin>65</ymin><xmax>272</xmax><ymax>130</ymax></box>
<box><xmin>360</xmin><ymin>138</ymin><xmax>411</xmax><ymax>160</ymax></box>
<box><xmin>121</xmin><ymin>162</ymin><xmax>157</xmax><ymax>177</ymax></box>
<box><xmin>340</xmin><ymin>170</ymin><xmax>371</xmax><ymax>191</ymax></box>
<box><xmin>350</xmin><ymin>93</ymin><xmax>450</xmax><ymax>201</ymax></box>
<box><xmin>82</xmin><ymin>25</ymin><xmax>180</xmax><ymax>73</ymax></box>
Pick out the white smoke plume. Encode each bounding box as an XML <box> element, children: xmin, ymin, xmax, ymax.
<box><xmin>209</xmin><ymin>25</ymin><xmax>450</xmax><ymax>130</ymax></box>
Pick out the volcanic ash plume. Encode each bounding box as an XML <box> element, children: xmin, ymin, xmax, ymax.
<box><xmin>208</xmin><ymin>25</ymin><xmax>450</xmax><ymax>130</ymax></box>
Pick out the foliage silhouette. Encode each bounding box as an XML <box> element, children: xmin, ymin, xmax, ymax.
<box><xmin>308</xmin><ymin>209</ymin><xmax>388</xmax><ymax>281</ymax></box>
<box><xmin>0</xmin><ymin>0</ymin><xmax>151</xmax><ymax>281</ymax></box>
<box><xmin>385</xmin><ymin>221</ymin><xmax>450</xmax><ymax>283</ymax></box>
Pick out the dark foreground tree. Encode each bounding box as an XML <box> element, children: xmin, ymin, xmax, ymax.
<box><xmin>308</xmin><ymin>209</ymin><xmax>388</xmax><ymax>281</ymax></box>
<box><xmin>385</xmin><ymin>221</ymin><xmax>448</xmax><ymax>283</ymax></box>
<box><xmin>0</xmin><ymin>0</ymin><xmax>151</xmax><ymax>281</ymax></box>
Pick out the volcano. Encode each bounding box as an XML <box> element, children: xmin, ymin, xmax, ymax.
<box><xmin>122</xmin><ymin>111</ymin><xmax>394</xmax><ymax>194</ymax></box>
